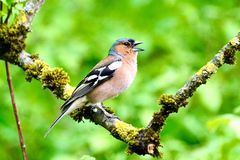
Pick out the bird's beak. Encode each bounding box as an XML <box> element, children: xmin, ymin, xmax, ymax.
<box><xmin>133</xmin><ymin>41</ymin><xmax>143</xmax><ymax>46</ymax></box>
<box><xmin>133</xmin><ymin>41</ymin><xmax>144</xmax><ymax>52</ymax></box>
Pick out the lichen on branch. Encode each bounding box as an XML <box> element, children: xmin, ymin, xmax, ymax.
<box><xmin>1</xmin><ymin>0</ymin><xmax>240</xmax><ymax>157</ymax></box>
<box><xmin>24</xmin><ymin>57</ymin><xmax>70</xmax><ymax>98</ymax></box>
<box><xmin>0</xmin><ymin>24</ymin><xmax>28</xmax><ymax>64</ymax></box>
<box><xmin>147</xmin><ymin>33</ymin><xmax>240</xmax><ymax>136</ymax></box>
<box><xmin>71</xmin><ymin>104</ymin><xmax>160</xmax><ymax>156</ymax></box>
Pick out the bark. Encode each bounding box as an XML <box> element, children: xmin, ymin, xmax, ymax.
<box><xmin>0</xmin><ymin>0</ymin><xmax>240</xmax><ymax>157</ymax></box>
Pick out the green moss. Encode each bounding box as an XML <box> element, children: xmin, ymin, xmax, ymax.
<box><xmin>149</xmin><ymin>95</ymin><xmax>185</xmax><ymax>135</ymax></box>
<box><xmin>40</xmin><ymin>67</ymin><xmax>70</xmax><ymax>98</ymax></box>
<box><xmin>143</xmin><ymin>128</ymin><xmax>159</xmax><ymax>144</ymax></box>
<box><xmin>159</xmin><ymin>94</ymin><xmax>184</xmax><ymax>113</ymax></box>
<box><xmin>30</xmin><ymin>54</ymin><xmax>40</xmax><ymax>60</ymax></box>
<box><xmin>159</xmin><ymin>94</ymin><xmax>177</xmax><ymax>106</ymax></box>
<box><xmin>223</xmin><ymin>48</ymin><xmax>236</xmax><ymax>64</ymax></box>
<box><xmin>24</xmin><ymin>58</ymin><xmax>70</xmax><ymax>98</ymax></box>
<box><xmin>70</xmin><ymin>107</ymin><xmax>86</xmax><ymax>122</ymax></box>
<box><xmin>230</xmin><ymin>36</ymin><xmax>240</xmax><ymax>47</ymax></box>
<box><xmin>0</xmin><ymin>24</ymin><xmax>28</xmax><ymax>64</ymax></box>
<box><xmin>150</xmin><ymin>112</ymin><xmax>164</xmax><ymax>130</ymax></box>
<box><xmin>196</xmin><ymin>62</ymin><xmax>218</xmax><ymax>76</ymax></box>
<box><xmin>114</xmin><ymin>120</ymin><xmax>142</xmax><ymax>143</ymax></box>
<box><xmin>127</xmin><ymin>128</ymin><xmax>160</xmax><ymax>156</ymax></box>
<box><xmin>24</xmin><ymin>59</ymin><xmax>49</xmax><ymax>81</ymax></box>
<box><xmin>112</xmin><ymin>121</ymin><xmax>160</xmax><ymax>156</ymax></box>
<box><xmin>63</xmin><ymin>84</ymin><xmax>75</xmax><ymax>99</ymax></box>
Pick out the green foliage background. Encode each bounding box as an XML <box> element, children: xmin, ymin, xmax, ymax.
<box><xmin>1</xmin><ymin>0</ymin><xmax>240</xmax><ymax>159</ymax></box>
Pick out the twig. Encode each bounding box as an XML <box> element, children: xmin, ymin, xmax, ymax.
<box><xmin>1</xmin><ymin>34</ymin><xmax>240</xmax><ymax>157</ymax></box>
<box><xmin>15</xmin><ymin>0</ymin><xmax>45</xmax><ymax>28</ymax></box>
<box><xmin>147</xmin><ymin>34</ymin><xmax>240</xmax><ymax>133</ymax></box>
<box><xmin>5</xmin><ymin>62</ymin><xmax>28</xmax><ymax>160</ymax></box>
<box><xmin>72</xmin><ymin>33</ymin><xmax>240</xmax><ymax>156</ymax></box>
<box><xmin>1</xmin><ymin>0</ymin><xmax>240</xmax><ymax>156</ymax></box>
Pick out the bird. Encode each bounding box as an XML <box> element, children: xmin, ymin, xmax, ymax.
<box><xmin>44</xmin><ymin>38</ymin><xmax>144</xmax><ymax>137</ymax></box>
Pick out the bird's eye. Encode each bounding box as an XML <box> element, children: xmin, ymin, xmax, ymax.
<box><xmin>123</xmin><ymin>42</ymin><xmax>130</xmax><ymax>46</ymax></box>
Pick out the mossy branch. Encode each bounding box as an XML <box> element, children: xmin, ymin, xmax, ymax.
<box><xmin>148</xmin><ymin>35</ymin><xmax>240</xmax><ymax>133</ymax></box>
<box><xmin>1</xmin><ymin>0</ymin><xmax>240</xmax><ymax>157</ymax></box>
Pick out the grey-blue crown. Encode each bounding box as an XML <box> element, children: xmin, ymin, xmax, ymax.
<box><xmin>109</xmin><ymin>38</ymin><xmax>135</xmax><ymax>55</ymax></box>
<box><xmin>112</xmin><ymin>38</ymin><xmax>135</xmax><ymax>47</ymax></box>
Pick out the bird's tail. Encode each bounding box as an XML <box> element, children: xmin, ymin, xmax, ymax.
<box><xmin>44</xmin><ymin>111</ymin><xmax>65</xmax><ymax>138</ymax></box>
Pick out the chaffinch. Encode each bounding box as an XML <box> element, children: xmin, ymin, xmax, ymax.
<box><xmin>45</xmin><ymin>38</ymin><xmax>144</xmax><ymax>137</ymax></box>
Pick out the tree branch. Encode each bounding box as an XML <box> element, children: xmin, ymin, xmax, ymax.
<box><xmin>5</xmin><ymin>61</ymin><xmax>28</xmax><ymax>160</ymax></box>
<box><xmin>15</xmin><ymin>0</ymin><xmax>45</xmax><ymax>28</ymax></box>
<box><xmin>148</xmin><ymin>35</ymin><xmax>240</xmax><ymax>133</ymax></box>
<box><xmin>1</xmin><ymin>0</ymin><xmax>240</xmax><ymax>157</ymax></box>
<box><xmin>70</xmin><ymin>33</ymin><xmax>240</xmax><ymax>156</ymax></box>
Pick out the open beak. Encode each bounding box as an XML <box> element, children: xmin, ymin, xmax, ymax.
<box><xmin>133</xmin><ymin>41</ymin><xmax>144</xmax><ymax>52</ymax></box>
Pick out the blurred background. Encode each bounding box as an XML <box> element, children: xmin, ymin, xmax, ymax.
<box><xmin>1</xmin><ymin>0</ymin><xmax>240</xmax><ymax>159</ymax></box>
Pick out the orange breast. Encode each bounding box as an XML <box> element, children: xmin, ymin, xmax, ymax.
<box><xmin>87</xmin><ymin>60</ymin><xmax>137</xmax><ymax>103</ymax></box>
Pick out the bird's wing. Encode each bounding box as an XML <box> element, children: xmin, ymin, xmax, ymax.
<box><xmin>60</xmin><ymin>56</ymin><xmax>122</xmax><ymax>112</ymax></box>
<box><xmin>44</xmin><ymin>56</ymin><xmax>122</xmax><ymax>138</ymax></box>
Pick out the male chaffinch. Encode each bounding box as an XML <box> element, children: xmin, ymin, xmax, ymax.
<box><xmin>44</xmin><ymin>38</ymin><xmax>143</xmax><ymax>137</ymax></box>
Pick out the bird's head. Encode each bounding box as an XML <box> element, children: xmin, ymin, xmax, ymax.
<box><xmin>109</xmin><ymin>38</ymin><xmax>144</xmax><ymax>56</ymax></box>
